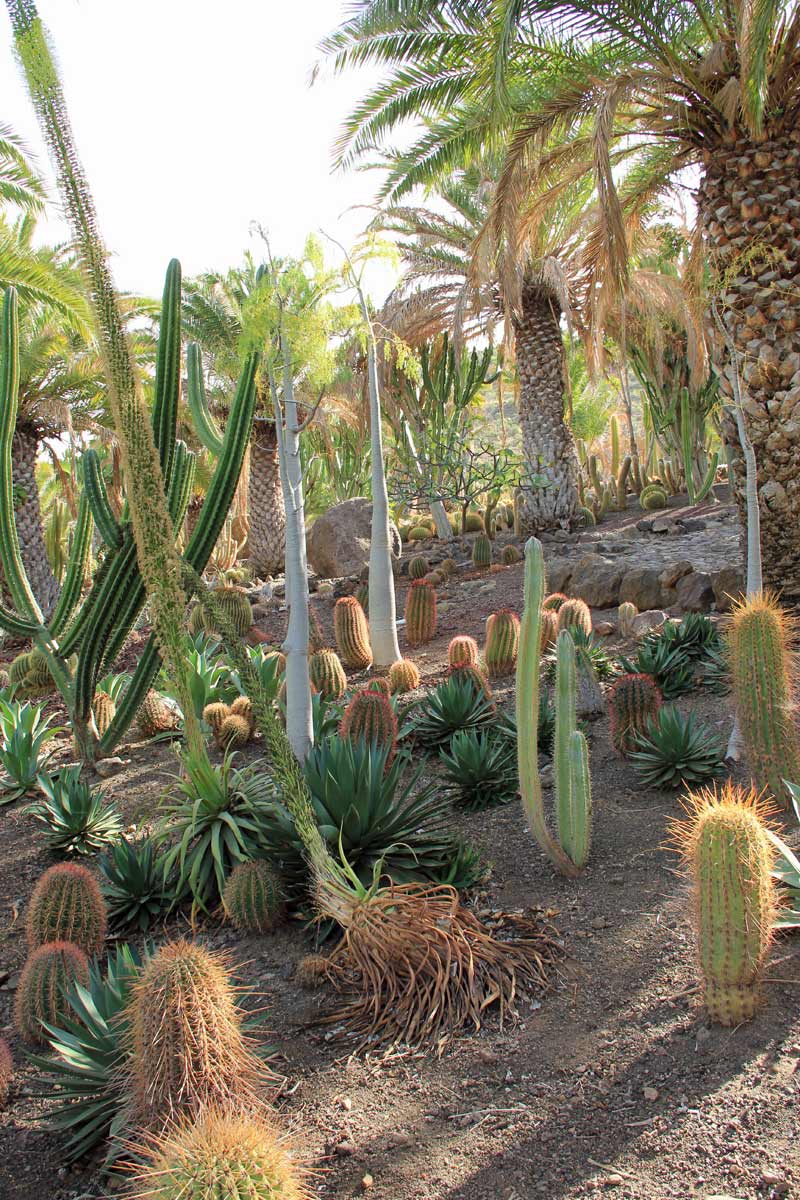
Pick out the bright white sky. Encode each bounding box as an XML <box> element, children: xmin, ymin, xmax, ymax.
<box><xmin>0</xmin><ymin>0</ymin><xmax>397</xmax><ymax>301</ymax></box>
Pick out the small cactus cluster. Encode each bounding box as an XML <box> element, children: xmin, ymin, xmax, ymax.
<box><xmin>223</xmin><ymin>861</ymin><xmax>284</xmax><ymax>933</ymax></box>
<box><xmin>309</xmin><ymin>648</ymin><xmax>347</xmax><ymax>699</ymax></box>
<box><xmin>640</xmin><ymin>484</ymin><xmax>668</xmax><ymax>511</ymax></box>
<box><xmin>202</xmin><ymin>697</ymin><xmax>255</xmax><ymax>750</ymax></box>
<box><xmin>472</xmin><ymin>533</ymin><xmax>492</xmax><ymax>570</ymax></box>
<box><xmin>617</xmin><ymin>601</ymin><xmax>638</xmax><ymax>639</ymax></box>
<box><xmin>14</xmin><ymin>941</ymin><xmax>90</xmax><ymax>1044</ymax></box>
<box><xmin>127</xmin><ymin>940</ymin><xmax>265</xmax><ymax>1131</ymax></box>
<box><xmin>138</xmin><ymin>690</ymin><xmax>180</xmax><ymax>738</ymax></box>
<box><xmin>484</xmin><ymin>609</ymin><xmax>520</xmax><ymax>677</ymax></box>
<box><xmin>408</xmin><ymin>555</ymin><xmax>429</xmax><ymax>580</ymax></box>
<box><xmin>0</xmin><ymin>1037</ymin><xmax>11</xmax><ymax>1107</ymax></box>
<box><xmin>501</xmin><ymin>544</ymin><xmax>521</xmax><ymax>565</ymax></box>
<box><xmin>340</xmin><ymin>688</ymin><xmax>398</xmax><ymax>762</ymax></box>
<box><xmin>405</xmin><ymin>580</ymin><xmax>436</xmax><ymax>646</ymax></box>
<box><xmin>542</xmin><ymin>592</ymin><xmax>568</xmax><ymax>612</ymax></box>
<box><xmin>609</xmin><ymin>673</ymin><xmax>662</xmax><ymax>756</ymax></box>
<box><xmin>92</xmin><ymin>690</ymin><xmax>116</xmax><ymax>736</ymax></box>
<box><xmin>26</xmin><ymin>863</ymin><xmax>107</xmax><ymax>954</ymax></box>
<box><xmin>333</xmin><ymin>597</ymin><xmax>373</xmax><ymax>670</ymax></box>
<box><xmin>557</xmin><ymin>598</ymin><xmax>592</xmax><ymax>637</ymax></box>
<box><xmin>673</xmin><ymin>783</ymin><xmax>775</xmax><ymax>1026</ymax></box>
<box><xmin>388</xmin><ymin>658</ymin><xmax>420</xmax><ymax>694</ymax></box>
<box><xmin>448</xmin><ymin>635</ymin><xmax>479</xmax><ymax>669</ymax></box>
<box><xmin>540</xmin><ymin>609</ymin><xmax>558</xmax><ymax>654</ymax></box>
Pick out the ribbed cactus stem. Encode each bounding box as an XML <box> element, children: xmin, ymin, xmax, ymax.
<box><xmin>617</xmin><ymin>601</ymin><xmax>637</xmax><ymax>639</ymax></box>
<box><xmin>388</xmin><ymin>658</ymin><xmax>420</xmax><ymax>693</ymax></box>
<box><xmin>309</xmin><ymin>648</ymin><xmax>347</xmax><ymax>699</ymax></box>
<box><xmin>404</xmin><ymin>580</ymin><xmax>436</xmax><ymax>646</ymax></box>
<box><xmin>516</xmin><ymin>539</ymin><xmax>580</xmax><ymax>878</ymax></box>
<box><xmin>566</xmin><ymin>731</ymin><xmax>592</xmax><ymax>868</ymax></box>
<box><xmin>484</xmin><ymin>609</ymin><xmax>520</xmax><ymax>677</ymax></box>
<box><xmin>448</xmin><ymin>636</ymin><xmax>478</xmax><ymax>668</ymax></box>
<box><xmin>333</xmin><ymin>597</ymin><xmax>373</xmax><ymax>669</ymax></box>
<box><xmin>610</xmin><ymin>414</ymin><xmax>620</xmax><ymax>476</ymax></box>
<box><xmin>472</xmin><ymin>534</ymin><xmax>492</xmax><ymax>570</ymax></box>
<box><xmin>554</xmin><ymin>631</ymin><xmax>576</xmax><ymax>825</ymax></box>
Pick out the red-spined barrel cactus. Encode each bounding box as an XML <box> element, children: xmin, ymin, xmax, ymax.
<box><xmin>448</xmin><ymin>663</ymin><xmax>492</xmax><ymax>699</ymax></box>
<box><xmin>542</xmin><ymin>592</ymin><xmax>569</xmax><ymax>612</ymax></box>
<box><xmin>673</xmin><ymin>783</ymin><xmax>776</xmax><ymax>1026</ymax></box>
<box><xmin>388</xmin><ymin>659</ymin><xmax>420</xmax><ymax>694</ymax></box>
<box><xmin>223</xmin><ymin>862</ymin><xmax>284</xmax><ymax>934</ymax></box>
<box><xmin>448</xmin><ymin>635</ymin><xmax>479</xmax><ymax>669</ymax></box>
<box><xmin>138</xmin><ymin>690</ymin><xmax>179</xmax><ymax>737</ymax></box>
<box><xmin>366</xmin><ymin>677</ymin><xmax>391</xmax><ymax>696</ymax></box>
<box><xmin>556</xmin><ymin>598</ymin><xmax>592</xmax><ymax>637</ymax></box>
<box><xmin>333</xmin><ymin>597</ymin><xmax>373</xmax><ymax>670</ymax></box>
<box><xmin>339</xmin><ymin>688</ymin><xmax>398</xmax><ymax>763</ymax></box>
<box><xmin>608</xmin><ymin>673</ymin><xmax>662</xmax><ymax>757</ymax></box>
<box><xmin>26</xmin><ymin>863</ymin><xmax>107</xmax><ymax>954</ymax></box>
<box><xmin>405</xmin><ymin>580</ymin><xmax>436</xmax><ymax>647</ymax></box>
<box><xmin>309</xmin><ymin>648</ymin><xmax>347</xmax><ymax>700</ymax></box>
<box><xmin>540</xmin><ymin>609</ymin><xmax>558</xmax><ymax>654</ymax></box>
<box><xmin>484</xmin><ymin>609</ymin><xmax>520</xmax><ymax>677</ymax></box>
<box><xmin>14</xmin><ymin>941</ymin><xmax>89</xmax><ymax>1044</ymax></box>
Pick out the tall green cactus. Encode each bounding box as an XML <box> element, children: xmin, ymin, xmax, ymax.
<box><xmin>553</xmin><ymin>631</ymin><xmax>591</xmax><ymax>870</ymax></box>
<box><xmin>516</xmin><ymin>539</ymin><xmax>581</xmax><ymax>878</ymax></box>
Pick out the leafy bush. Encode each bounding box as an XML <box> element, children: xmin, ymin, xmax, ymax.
<box><xmin>630</xmin><ymin>707</ymin><xmax>726</xmax><ymax>788</ymax></box>
<box><xmin>99</xmin><ymin>836</ymin><xmax>174</xmax><ymax>931</ymax></box>
<box><xmin>409</xmin><ymin>674</ymin><xmax>494</xmax><ymax>749</ymax></box>
<box><xmin>439</xmin><ymin>729</ymin><xmax>518</xmax><ymax>810</ymax></box>
<box><xmin>0</xmin><ymin>698</ymin><xmax>61</xmax><ymax>804</ymax></box>
<box><xmin>28</xmin><ymin>767</ymin><xmax>122</xmax><ymax>856</ymax></box>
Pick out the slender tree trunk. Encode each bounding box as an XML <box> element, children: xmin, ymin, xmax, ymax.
<box><xmin>9</xmin><ymin>426</ymin><xmax>59</xmax><ymax>618</ymax></box>
<box><xmin>247</xmin><ymin>416</ymin><xmax>286</xmax><ymax>578</ymax></box>
<box><xmin>700</xmin><ymin>129</ymin><xmax>800</xmax><ymax>595</ymax></box>
<box><xmin>513</xmin><ymin>279</ymin><xmax>579</xmax><ymax>533</ymax></box>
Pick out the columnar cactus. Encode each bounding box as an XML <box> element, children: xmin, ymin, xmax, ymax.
<box><xmin>388</xmin><ymin>658</ymin><xmax>420</xmax><ymax>694</ymax></box>
<box><xmin>553</xmin><ymin>632</ymin><xmax>592</xmax><ymax>869</ymax></box>
<box><xmin>408</xmin><ymin>555</ymin><xmax>429</xmax><ymax>580</ymax></box>
<box><xmin>14</xmin><ymin>941</ymin><xmax>89</xmax><ymax>1044</ymax></box>
<box><xmin>26</xmin><ymin>862</ymin><xmax>107</xmax><ymax>954</ymax></box>
<box><xmin>540</xmin><ymin>609</ymin><xmax>558</xmax><ymax>654</ymax></box>
<box><xmin>727</xmin><ymin>592</ymin><xmax>800</xmax><ymax>808</ymax></box>
<box><xmin>542</xmin><ymin>592</ymin><xmax>568</xmax><ymax>612</ymax></box>
<box><xmin>640</xmin><ymin>484</ymin><xmax>668</xmax><ymax>511</ymax></box>
<box><xmin>472</xmin><ymin>534</ymin><xmax>492</xmax><ymax>571</ymax></box>
<box><xmin>448</xmin><ymin>635</ymin><xmax>479</xmax><ymax>669</ymax></box>
<box><xmin>340</xmin><ymin>688</ymin><xmax>398</xmax><ymax>762</ymax></box>
<box><xmin>127</xmin><ymin>940</ymin><xmax>263</xmax><ymax>1130</ymax></box>
<box><xmin>484</xmin><ymin>609</ymin><xmax>521</xmax><ymax>677</ymax></box>
<box><xmin>309</xmin><ymin>648</ymin><xmax>347</xmax><ymax>700</ymax></box>
<box><xmin>617</xmin><ymin>601</ymin><xmax>638</xmax><ymax>639</ymax></box>
<box><xmin>92</xmin><ymin>690</ymin><xmax>116</xmax><ymax>736</ymax></box>
<box><xmin>674</xmin><ymin>783</ymin><xmax>775</xmax><ymax>1025</ymax></box>
<box><xmin>405</xmin><ymin>580</ymin><xmax>436</xmax><ymax>646</ymax></box>
<box><xmin>223</xmin><ymin>861</ymin><xmax>284</xmax><ymax>933</ymax></box>
<box><xmin>501</xmin><ymin>544</ymin><xmax>521</xmax><ymax>565</ymax></box>
<box><xmin>609</xmin><ymin>673</ymin><xmax>662</xmax><ymax>757</ymax></box>
<box><xmin>138</xmin><ymin>690</ymin><xmax>179</xmax><ymax>738</ymax></box>
<box><xmin>557</xmin><ymin>598</ymin><xmax>592</xmax><ymax>637</ymax></box>
<box><xmin>333</xmin><ymin>596</ymin><xmax>373</xmax><ymax>669</ymax></box>
<box><xmin>0</xmin><ymin>1037</ymin><xmax>11</xmax><ymax>1107</ymax></box>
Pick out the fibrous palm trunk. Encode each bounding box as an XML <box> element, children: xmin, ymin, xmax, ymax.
<box><xmin>9</xmin><ymin>426</ymin><xmax>59</xmax><ymax>618</ymax></box>
<box><xmin>247</xmin><ymin>416</ymin><xmax>286</xmax><ymax>578</ymax></box>
<box><xmin>700</xmin><ymin>129</ymin><xmax>800</xmax><ymax>595</ymax></box>
<box><xmin>513</xmin><ymin>280</ymin><xmax>579</xmax><ymax>532</ymax></box>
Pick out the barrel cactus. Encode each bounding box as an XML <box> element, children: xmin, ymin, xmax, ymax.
<box><xmin>138</xmin><ymin>691</ymin><xmax>178</xmax><ymax>738</ymax></box>
<box><xmin>217</xmin><ymin>714</ymin><xmax>251</xmax><ymax>750</ymax></box>
<box><xmin>540</xmin><ymin>609</ymin><xmax>558</xmax><ymax>654</ymax></box>
<box><xmin>448</xmin><ymin>635</ymin><xmax>479</xmax><ymax>669</ymax></box>
<box><xmin>366</xmin><ymin>678</ymin><xmax>391</xmax><ymax>696</ymax></box>
<box><xmin>26</xmin><ymin>862</ymin><xmax>107</xmax><ymax>954</ymax></box>
<box><xmin>0</xmin><ymin>1037</ymin><xmax>11</xmax><ymax>1107</ymax></box>
<box><xmin>464</xmin><ymin>512</ymin><xmax>484</xmax><ymax>533</ymax></box>
<box><xmin>501</xmin><ymin>544</ymin><xmax>521</xmax><ymax>565</ymax></box>
<box><xmin>203</xmin><ymin>701</ymin><xmax>230</xmax><ymax>738</ymax></box>
<box><xmin>617</xmin><ymin>601</ymin><xmax>638</xmax><ymax>639</ymax></box>
<box><xmin>640</xmin><ymin>484</ymin><xmax>668</xmax><ymax>511</ymax></box>
<box><xmin>405</xmin><ymin>580</ymin><xmax>436</xmax><ymax>646</ymax></box>
<box><xmin>309</xmin><ymin>648</ymin><xmax>347</xmax><ymax>700</ymax></box>
<box><xmin>542</xmin><ymin>592</ymin><xmax>568</xmax><ymax>613</ymax></box>
<box><xmin>609</xmin><ymin>673</ymin><xmax>662</xmax><ymax>757</ymax></box>
<box><xmin>484</xmin><ymin>609</ymin><xmax>520</xmax><ymax>677</ymax></box>
<box><xmin>339</xmin><ymin>688</ymin><xmax>398</xmax><ymax>763</ymax></box>
<box><xmin>8</xmin><ymin>650</ymin><xmax>32</xmax><ymax>691</ymax></box>
<box><xmin>408</xmin><ymin>524</ymin><xmax>432</xmax><ymax>542</ymax></box>
<box><xmin>556</xmin><ymin>598</ymin><xmax>592</xmax><ymax>637</ymax></box>
<box><xmin>333</xmin><ymin>596</ymin><xmax>373</xmax><ymax>670</ymax></box>
<box><xmin>408</xmin><ymin>555</ymin><xmax>429</xmax><ymax>580</ymax></box>
<box><xmin>230</xmin><ymin>696</ymin><xmax>255</xmax><ymax>733</ymax></box>
<box><xmin>214</xmin><ymin>586</ymin><xmax>253</xmax><ymax>636</ymax></box>
<box><xmin>14</xmin><ymin>941</ymin><xmax>89</xmax><ymax>1044</ymax></box>
<box><xmin>472</xmin><ymin>534</ymin><xmax>492</xmax><ymax>571</ymax></box>
<box><xmin>388</xmin><ymin>658</ymin><xmax>420</xmax><ymax>694</ymax></box>
<box><xmin>449</xmin><ymin>662</ymin><xmax>492</xmax><ymax>699</ymax></box>
<box><xmin>92</xmin><ymin>691</ymin><xmax>116</xmax><ymax>736</ymax></box>
<box><xmin>223</xmin><ymin>861</ymin><xmax>284</xmax><ymax>934</ymax></box>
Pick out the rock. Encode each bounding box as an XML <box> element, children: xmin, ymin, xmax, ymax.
<box><xmin>569</xmin><ymin>554</ymin><xmax>624</xmax><ymax>608</ymax></box>
<box><xmin>659</xmin><ymin>560</ymin><xmax>694</xmax><ymax>589</ymax></box>
<box><xmin>307</xmin><ymin>498</ymin><xmax>401</xmax><ymax>579</ymax></box>
<box><xmin>619</xmin><ymin>566</ymin><xmax>664</xmax><ymax>610</ymax></box>
<box><xmin>675</xmin><ymin>570</ymin><xmax>715</xmax><ymax>612</ymax></box>
<box><xmin>545</xmin><ymin>558</ymin><xmax>572</xmax><ymax>594</ymax></box>
<box><xmin>643</xmin><ymin>1085</ymin><xmax>659</xmax><ymax>1101</ymax></box>
<box><xmin>316</xmin><ymin>581</ymin><xmax>334</xmax><ymax>597</ymax></box>
<box><xmin>651</xmin><ymin>516</ymin><xmax>677</xmax><ymax>534</ymax></box>
<box><xmin>594</xmin><ymin>621</ymin><xmax>614</xmax><ymax>637</ymax></box>
<box><xmin>712</xmin><ymin>565</ymin><xmax>745</xmax><ymax>611</ymax></box>
<box><xmin>259</xmin><ymin>581</ymin><xmax>274</xmax><ymax>603</ymax></box>
<box><xmin>632</xmin><ymin>609</ymin><xmax>668</xmax><ymax>638</ymax></box>
<box><xmin>95</xmin><ymin>757</ymin><xmax>125</xmax><ymax>778</ymax></box>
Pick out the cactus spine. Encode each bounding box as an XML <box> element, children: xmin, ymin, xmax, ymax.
<box><xmin>609</xmin><ymin>673</ymin><xmax>662</xmax><ymax>757</ymax></box>
<box><xmin>14</xmin><ymin>941</ymin><xmax>89</xmax><ymax>1043</ymax></box>
<box><xmin>553</xmin><ymin>632</ymin><xmax>591</xmax><ymax>869</ymax></box>
<box><xmin>223</xmin><ymin>861</ymin><xmax>284</xmax><ymax>933</ymax></box>
<box><xmin>556</xmin><ymin>598</ymin><xmax>592</xmax><ymax>637</ymax></box>
<box><xmin>448</xmin><ymin>635</ymin><xmax>479</xmax><ymax>669</ymax></box>
<box><xmin>404</xmin><ymin>580</ymin><xmax>436</xmax><ymax>646</ymax></box>
<box><xmin>340</xmin><ymin>688</ymin><xmax>398</xmax><ymax>762</ymax></box>
<box><xmin>516</xmin><ymin>540</ymin><xmax>582</xmax><ymax>878</ymax></box>
<box><xmin>388</xmin><ymin>658</ymin><xmax>420</xmax><ymax>693</ymax></box>
<box><xmin>333</xmin><ymin>596</ymin><xmax>373</xmax><ymax>669</ymax></box>
<box><xmin>472</xmin><ymin>533</ymin><xmax>492</xmax><ymax>570</ymax></box>
<box><xmin>309</xmin><ymin>648</ymin><xmax>347</xmax><ymax>700</ymax></box>
<box><xmin>484</xmin><ymin>609</ymin><xmax>520</xmax><ymax>677</ymax></box>
<box><xmin>617</xmin><ymin>601</ymin><xmax>638</xmax><ymax>639</ymax></box>
<box><xmin>26</xmin><ymin>862</ymin><xmax>107</xmax><ymax>954</ymax></box>
<box><xmin>674</xmin><ymin>783</ymin><xmax>775</xmax><ymax>1025</ymax></box>
<box><xmin>727</xmin><ymin>592</ymin><xmax>800</xmax><ymax>807</ymax></box>
<box><xmin>408</xmin><ymin>555</ymin><xmax>429</xmax><ymax>580</ymax></box>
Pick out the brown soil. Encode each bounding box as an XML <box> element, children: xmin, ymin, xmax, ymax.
<box><xmin>1</xmin><ymin>536</ymin><xmax>799</xmax><ymax>1200</ymax></box>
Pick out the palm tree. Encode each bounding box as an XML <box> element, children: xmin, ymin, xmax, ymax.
<box><xmin>0</xmin><ymin>123</ymin><xmax>45</xmax><ymax>212</ymax></box>
<box><xmin>183</xmin><ymin>261</ymin><xmax>286</xmax><ymax>578</ymax></box>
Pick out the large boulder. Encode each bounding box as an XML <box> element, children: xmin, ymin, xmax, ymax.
<box><xmin>711</xmin><ymin>565</ymin><xmax>745</xmax><ymax>611</ymax></box>
<box><xmin>619</xmin><ymin>566</ymin><xmax>664</xmax><ymax>611</ymax></box>
<box><xmin>569</xmin><ymin>553</ymin><xmax>624</xmax><ymax>608</ymax></box>
<box><xmin>307</xmin><ymin>498</ymin><xmax>401</xmax><ymax>580</ymax></box>
<box><xmin>675</xmin><ymin>570</ymin><xmax>715</xmax><ymax>612</ymax></box>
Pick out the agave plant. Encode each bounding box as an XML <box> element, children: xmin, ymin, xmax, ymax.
<box><xmin>439</xmin><ymin>729</ymin><xmax>518</xmax><ymax>810</ymax></box>
<box><xmin>157</xmin><ymin>750</ymin><xmax>275</xmax><ymax>915</ymax></box>
<box><xmin>619</xmin><ymin>638</ymin><xmax>694</xmax><ymax>701</ymax></box>
<box><xmin>259</xmin><ymin>735</ymin><xmax>478</xmax><ymax>892</ymax></box>
<box><xmin>160</xmin><ymin>634</ymin><xmax>237</xmax><ymax>720</ymax></box>
<box><xmin>767</xmin><ymin>782</ymin><xmax>800</xmax><ymax>930</ymax></box>
<box><xmin>231</xmin><ymin>644</ymin><xmax>284</xmax><ymax>703</ymax></box>
<box><xmin>630</xmin><ymin>707</ymin><xmax>726</xmax><ymax>789</ymax></box>
<box><xmin>662</xmin><ymin>614</ymin><xmax>723</xmax><ymax>663</ymax></box>
<box><xmin>27</xmin><ymin>766</ymin><xmax>122</xmax><ymax>855</ymax></box>
<box><xmin>409</xmin><ymin>675</ymin><xmax>494</xmax><ymax>750</ymax></box>
<box><xmin>545</xmin><ymin>628</ymin><xmax>617</xmax><ymax>682</ymax></box>
<box><xmin>99</xmin><ymin>836</ymin><xmax>174</xmax><ymax>931</ymax></box>
<box><xmin>0</xmin><ymin>698</ymin><xmax>62</xmax><ymax>804</ymax></box>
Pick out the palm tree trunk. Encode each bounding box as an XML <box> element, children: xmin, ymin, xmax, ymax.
<box><xmin>699</xmin><ymin>130</ymin><xmax>800</xmax><ymax>596</ymax></box>
<box><xmin>513</xmin><ymin>279</ymin><xmax>579</xmax><ymax>532</ymax></box>
<box><xmin>247</xmin><ymin>416</ymin><xmax>286</xmax><ymax>578</ymax></box>
<box><xmin>8</xmin><ymin>426</ymin><xmax>59</xmax><ymax>618</ymax></box>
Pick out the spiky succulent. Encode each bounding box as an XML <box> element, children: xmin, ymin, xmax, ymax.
<box><xmin>630</xmin><ymin>707</ymin><xmax>726</xmax><ymax>788</ymax></box>
<box><xmin>619</xmin><ymin>637</ymin><xmax>695</xmax><ymax>700</ymax></box>
<box><xmin>410</xmin><ymin>674</ymin><xmax>495</xmax><ymax>750</ymax></box>
<box><xmin>28</xmin><ymin>767</ymin><xmax>122</xmax><ymax>856</ymax></box>
<box><xmin>223</xmin><ymin>860</ymin><xmax>284</xmax><ymax>933</ymax></box>
<box><xmin>26</xmin><ymin>862</ymin><xmax>107</xmax><ymax>954</ymax></box>
<box><xmin>99</xmin><ymin>836</ymin><xmax>174</xmax><ymax>931</ymax></box>
<box><xmin>439</xmin><ymin>729</ymin><xmax>518</xmax><ymax>810</ymax></box>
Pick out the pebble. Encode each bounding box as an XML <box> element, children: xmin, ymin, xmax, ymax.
<box><xmin>643</xmin><ymin>1086</ymin><xmax>659</xmax><ymax>1101</ymax></box>
<box><xmin>362</xmin><ymin>1175</ymin><xmax>374</xmax><ymax>1190</ymax></box>
<box><xmin>94</xmin><ymin>757</ymin><xmax>126</xmax><ymax>778</ymax></box>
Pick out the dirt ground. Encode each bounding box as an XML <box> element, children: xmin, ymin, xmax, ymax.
<box><xmin>0</xmin><ymin>527</ymin><xmax>798</xmax><ymax>1200</ymax></box>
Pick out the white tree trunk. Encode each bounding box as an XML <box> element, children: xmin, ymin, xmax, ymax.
<box><xmin>270</xmin><ymin>343</ymin><xmax>312</xmax><ymax>761</ymax></box>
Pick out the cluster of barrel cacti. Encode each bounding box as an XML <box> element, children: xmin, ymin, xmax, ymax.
<box><xmin>405</xmin><ymin>580</ymin><xmax>436</xmax><ymax>646</ymax></box>
<box><xmin>333</xmin><ymin>597</ymin><xmax>373</xmax><ymax>669</ymax></box>
<box><xmin>223</xmin><ymin>861</ymin><xmax>284</xmax><ymax>933</ymax></box>
<box><xmin>608</xmin><ymin>673</ymin><xmax>662</xmax><ymax>756</ymax></box>
<box><xmin>339</xmin><ymin>687</ymin><xmax>398</xmax><ymax>762</ymax></box>
<box><xmin>202</xmin><ymin>696</ymin><xmax>256</xmax><ymax>749</ymax></box>
<box><xmin>484</xmin><ymin>609</ymin><xmax>520</xmax><ymax>677</ymax></box>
